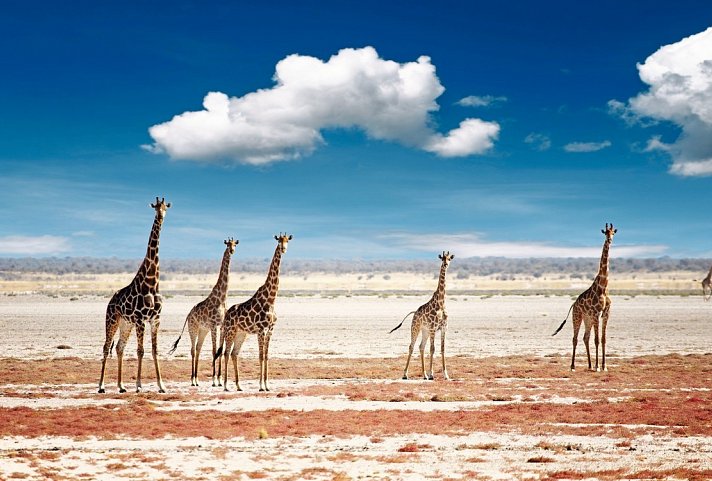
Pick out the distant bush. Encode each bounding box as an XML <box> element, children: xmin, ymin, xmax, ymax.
<box><xmin>0</xmin><ymin>256</ymin><xmax>710</xmax><ymax>276</ymax></box>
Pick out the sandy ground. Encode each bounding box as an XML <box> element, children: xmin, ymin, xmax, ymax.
<box><xmin>1</xmin><ymin>294</ymin><xmax>711</xmax><ymax>480</ymax></box>
<box><xmin>0</xmin><ymin>294</ymin><xmax>710</xmax><ymax>360</ymax></box>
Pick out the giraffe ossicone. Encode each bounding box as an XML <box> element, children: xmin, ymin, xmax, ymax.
<box><xmin>553</xmin><ymin>223</ymin><xmax>616</xmax><ymax>372</ymax></box>
<box><xmin>390</xmin><ymin>251</ymin><xmax>454</xmax><ymax>381</ymax></box>
<box><xmin>216</xmin><ymin>233</ymin><xmax>292</xmax><ymax>392</ymax></box>
<box><xmin>98</xmin><ymin>197</ymin><xmax>170</xmax><ymax>394</ymax></box>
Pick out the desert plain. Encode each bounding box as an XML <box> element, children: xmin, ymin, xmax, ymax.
<box><xmin>0</xmin><ymin>272</ymin><xmax>711</xmax><ymax>480</ymax></box>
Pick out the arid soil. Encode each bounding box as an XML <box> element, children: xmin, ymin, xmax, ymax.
<box><xmin>1</xmin><ymin>295</ymin><xmax>711</xmax><ymax>480</ymax></box>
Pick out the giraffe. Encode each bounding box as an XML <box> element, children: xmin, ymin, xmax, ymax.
<box><xmin>389</xmin><ymin>251</ymin><xmax>454</xmax><ymax>380</ymax></box>
<box><xmin>98</xmin><ymin>197</ymin><xmax>170</xmax><ymax>393</ymax></box>
<box><xmin>168</xmin><ymin>238</ymin><xmax>239</xmax><ymax>386</ymax></box>
<box><xmin>553</xmin><ymin>223</ymin><xmax>617</xmax><ymax>372</ymax></box>
<box><xmin>701</xmin><ymin>265</ymin><xmax>712</xmax><ymax>301</ymax></box>
<box><xmin>215</xmin><ymin>233</ymin><xmax>292</xmax><ymax>391</ymax></box>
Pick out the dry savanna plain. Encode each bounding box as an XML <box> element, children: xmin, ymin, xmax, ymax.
<box><xmin>1</xmin><ymin>271</ymin><xmax>711</xmax><ymax>480</ymax></box>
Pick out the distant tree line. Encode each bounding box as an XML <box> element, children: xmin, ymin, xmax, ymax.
<box><xmin>0</xmin><ymin>256</ymin><xmax>710</xmax><ymax>278</ymax></box>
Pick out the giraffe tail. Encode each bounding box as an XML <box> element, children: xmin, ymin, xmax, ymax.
<box><xmin>389</xmin><ymin>311</ymin><xmax>416</xmax><ymax>334</ymax></box>
<box><xmin>167</xmin><ymin>316</ymin><xmax>190</xmax><ymax>355</ymax></box>
<box><xmin>214</xmin><ymin>345</ymin><xmax>223</xmax><ymax>360</ymax></box>
<box><xmin>109</xmin><ymin>341</ymin><xmax>115</xmax><ymax>358</ymax></box>
<box><xmin>552</xmin><ymin>303</ymin><xmax>574</xmax><ymax>336</ymax></box>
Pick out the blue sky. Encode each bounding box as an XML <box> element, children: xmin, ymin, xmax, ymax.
<box><xmin>1</xmin><ymin>1</ymin><xmax>712</xmax><ymax>260</ymax></box>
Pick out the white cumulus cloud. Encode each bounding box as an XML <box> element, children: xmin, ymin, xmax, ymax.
<box><xmin>145</xmin><ymin>47</ymin><xmax>500</xmax><ymax>165</ymax></box>
<box><xmin>610</xmin><ymin>27</ymin><xmax>712</xmax><ymax>176</ymax></box>
<box><xmin>456</xmin><ymin>95</ymin><xmax>507</xmax><ymax>107</ymax></box>
<box><xmin>563</xmin><ymin>140</ymin><xmax>612</xmax><ymax>153</ymax></box>
<box><xmin>0</xmin><ymin>235</ymin><xmax>71</xmax><ymax>255</ymax></box>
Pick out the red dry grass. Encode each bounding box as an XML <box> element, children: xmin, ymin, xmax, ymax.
<box><xmin>2</xmin><ymin>353</ymin><xmax>712</xmax><ymax>443</ymax></box>
<box><xmin>1</xmin><ymin>387</ymin><xmax>711</xmax><ymax>440</ymax></box>
<box><xmin>397</xmin><ymin>442</ymin><xmax>420</xmax><ymax>453</ymax></box>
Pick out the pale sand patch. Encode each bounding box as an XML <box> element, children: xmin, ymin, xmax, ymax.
<box><xmin>0</xmin><ymin>379</ymin><xmax>610</xmax><ymax>411</ymax></box>
<box><xmin>1</xmin><ymin>432</ymin><xmax>710</xmax><ymax>481</ymax></box>
<box><xmin>1</xmin><ymin>294</ymin><xmax>710</xmax><ymax>360</ymax></box>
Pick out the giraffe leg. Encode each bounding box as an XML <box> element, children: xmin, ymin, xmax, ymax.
<box><xmin>441</xmin><ymin>328</ymin><xmax>449</xmax><ymax>381</ymax></box>
<box><xmin>427</xmin><ymin>330</ymin><xmax>436</xmax><ymax>380</ymax></box>
<box><xmin>211</xmin><ymin>324</ymin><xmax>220</xmax><ymax>387</ymax></box>
<box><xmin>189</xmin><ymin>331</ymin><xmax>197</xmax><ymax>386</ymax></box>
<box><xmin>135</xmin><ymin>322</ymin><xmax>146</xmax><ymax>392</ymax></box>
<box><xmin>583</xmin><ymin>320</ymin><xmax>592</xmax><ymax>371</ymax></box>
<box><xmin>222</xmin><ymin>331</ymin><xmax>234</xmax><ymax>391</ymax></box>
<box><xmin>188</xmin><ymin>318</ymin><xmax>198</xmax><ymax>386</ymax></box>
<box><xmin>115</xmin><ymin>318</ymin><xmax>133</xmax><ymax>393</ymax></box>
<box><xmin>570</xmin><ymin>306</ymin><xmax>583</xmax><ymax>371</ymax></box>
<box><xmin>150</xmin><ymin>318</ymin><xmax>166</xmax><ymax>393</ymax></box>
<box><xmin>593</xmin><ymin>316</ymin><xmax>601</xmax><ymax>372</ymax></box>
<box><xmin>402</xmin><ymin>317</ymin><xmax>420</xmax><ymax>380</ymax></box>
<box><xmin>193</xmin><ymin>329</ymin><xmax>208</xmax><ymax>386</ymax></box>
<box><xmin>231</xmin><ymin>332</ymin><xmax>247</xmax><ymax>391</ymax></box>
<box><xmin>419</xmin><ymin>325</ymin><xmax>428</xmax><ymax>380</ymax></box>
<box><xmin>264</xmin><ymin>331</ymin><xmax>273</xmax><ymax>391</ymax></box>
<box><xmin>98</xmin><ymin>308</ymin><xmax>120</xmax><ymax>393</ymax></box>
<box><xmin>601</xmin><ymin>299</ymin><xmax>611</xmax><ymax>372</ymax></box>
<box><xmin>258</xmin><ymin>333</ymin><xmax>266</xmax><ymax>392</ymax></box>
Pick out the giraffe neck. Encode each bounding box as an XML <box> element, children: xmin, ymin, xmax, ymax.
<box><xmin>595</xmin><ymin>238</ymin><xmax>611</xmax><ymax>290</ymax></box>
<box><xmin>258</xmin><ymin>245</ymin><xmax>283</xmax><ymax>305</ymax></box>
<box><xmin>208</xmin><ymin>247</ymin><xmax>232</xmax><ymax>303</ymax></box>
<box><xmin>134</xmin><ymin>213</ymin><xmax>163</xmax><ymax>291</ymax></box>
<box><xmin>432</xmin><ymin>262</ymin><xmax>448</xmax><ymax>307</ymax></box>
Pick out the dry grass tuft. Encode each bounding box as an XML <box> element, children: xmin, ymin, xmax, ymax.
<box><xmin>527</xmin><ymin>455</ymin><xmax>555</xmax><ymax>463</ymax></box>
<box><xmin>397</xmin><ymin>442</ymin><xmax>420</xmax><ymax>453</ymax></box>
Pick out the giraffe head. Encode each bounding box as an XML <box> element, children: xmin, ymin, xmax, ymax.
<box><xmin>274</xmin><ymin>233</ymin><xmax>293</xmax><ymax>254</ymax></box>
<box><xmin>601</xmin><ymin>223</ymin><xmax>617</xmax><ymax>242</ymax></box>
<box><xmin>224</xmin><ymin>237</ymin><xmax>239</xmax><ymax>255</ymax></box>
<box><xmin>150</xmin><ymin>197</ymin><xmax>171</xmax><ymax>221</ymax></box>
<box><xmin>438</xmin><ymin>251</ymin><xmax>454</xmax><ymax>269</ymax></box>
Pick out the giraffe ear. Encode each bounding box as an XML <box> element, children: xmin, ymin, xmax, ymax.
<box><xmin>601</xmin><ymin>229</ymin><xmax>605</xmax><ymax>234</ymax></box>
<box><xmin>235</xmin><ymin>239</ymin><xmax>240</xmax><ymax>244</ymax></box>
<box><xmin>166</xmin><ymin>202</ymin><xmax>171</xmax><ymax>208</ymax></box>
<box><xmin>288</xmin><ymin>235</ymin><xmax>293</xmax><ymax>240</ymax></box>
<box><xmin>274</xmin><ymin>235</ymin><xmax>279</xmax><ymax>241</ymax></box>
<box><xmin>450</xmin><ymin>254</ymin><xmax>455</xmax><ymax>259</ymax></box>
<box><xmin>438</xmin><ymin>254</ymin><xmax>443</xmax><ymax>260</ymax></box>
<box><xmin>614</xmin><ymin>229</ymin><xmax>617</xmax><ymax>234</ymax></box>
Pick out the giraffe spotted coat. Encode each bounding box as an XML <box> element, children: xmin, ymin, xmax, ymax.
<box><xmin>98</xmin><ymin>197</ymin><xmax>170</xmax><ymax>394</ymax></box>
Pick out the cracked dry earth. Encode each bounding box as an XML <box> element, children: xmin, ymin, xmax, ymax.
<box><xmin>1</xmin><ymin>354</ymin><xmax>711</xmax><ymax>480</ymax></box>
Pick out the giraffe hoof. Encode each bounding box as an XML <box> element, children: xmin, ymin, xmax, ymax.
<box><xmin>402</xmin><ymin>375</ymin><xmax>408</xmax><ymax>380</ymax></box>
<box><xmin>119</xmin><ymin>388</ymin><xmax>126</xmax><ymax>394</ymax></box>
<box><xmin>570</xmin><ymin>368</ymin><xmax>575</xmax><ymax>372</ymax></box>
<box><xmin>98</xmin><ymin>388</ymin><xmax>105</xmax><ymax>394</ymax></box>
<box><xmin>158</xmin><ymin>389</ymin><xmax>166</xmax><ymax>394</ymax></box>
<box><xmin>136</xmin><ymin>387</ymin><xmax>142</xmax><ymax>393</ymax></box>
